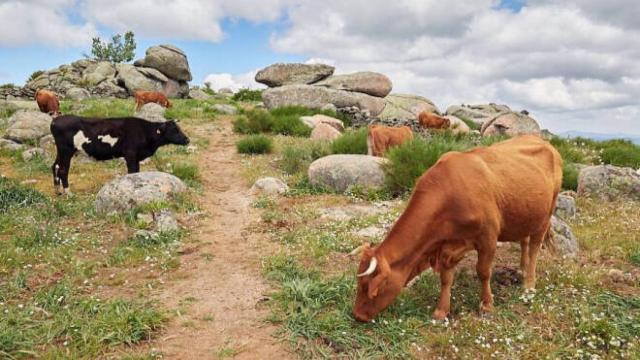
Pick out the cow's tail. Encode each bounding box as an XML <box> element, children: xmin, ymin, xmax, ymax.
<box><xmin>366</xmin><ymin>128</ymin><xmax>374</xmax><ymax>156</ymax></box>
<box><xmin>543</xmin><ymin>221</ymin><xmax>556</xmax><ymax>254</ymax></box>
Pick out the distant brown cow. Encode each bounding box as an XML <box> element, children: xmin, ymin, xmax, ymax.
<box><xmin>351</xmin><ymin>135</ymin><xmax>562</xmax><ymax>322</ymax></box>
<box><xmin>418</xmin><ymin>111</ymin><xmax>450</xmax><ymax>130</ymax></box>
<box><xmin>134</xmin><ymin>91</ymin><xmax>172</xmax><ymax>110</ymax></box>
<box><xmin>367</xmin><ymin>125</ymin><xmax>413</xmax><ymax>157</ymax></box>
<box><xmin>35</xmin><ymin>89</ymin><xmax>61</xmax><ymax>116</ymax></box>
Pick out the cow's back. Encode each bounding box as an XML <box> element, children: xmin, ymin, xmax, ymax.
<box><xmin>418</xmin><ymin>135</ymin><xmax>561</xmax><ymax>242</ymax></box>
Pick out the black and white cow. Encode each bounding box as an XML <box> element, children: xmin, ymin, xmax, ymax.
<box><xmin>50</xmin><ymin>115</ymin><xmax>190</xmax><ymax>195</ymax></box>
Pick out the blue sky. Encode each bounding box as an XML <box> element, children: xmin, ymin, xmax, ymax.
<box><xmin>1</xmin><ymin>0</ymin><xmax>639</xmax><ymax>136</ymax></box>
<box><xmin>0</xmin><ymin>20</ymin><xmax>303</xmax><ymax>86</ymax></box>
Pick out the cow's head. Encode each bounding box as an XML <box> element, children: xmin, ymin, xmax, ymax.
<box><xmin>160</xmin><ymin>120</ymin><xmax>190</xmax><ymax>145</ymax></box>
<box><xmin>352</xmin><ymin>244</ymin><xmax>405</xmax><ymax>322</ymax></box>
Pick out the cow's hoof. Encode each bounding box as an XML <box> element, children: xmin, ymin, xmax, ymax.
<box><xmin>432</xmin><ymin>309</ymin><xmax>448</xmax><ymax>321</ymax></box>
<box><xmin>63</xmin><ymin>188</ymin><xmax>73</xmax><ymax>197</ymax></box>
<box><xmin>479</xmin><ymin>302</ymin><xmax>494</xmax><ymax>316</ymax></box>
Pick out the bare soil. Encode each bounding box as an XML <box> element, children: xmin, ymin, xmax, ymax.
<box><xmin>153</xmin><ymin>120</ymin><xmax>293</xmax><ymax>359</ymax></box>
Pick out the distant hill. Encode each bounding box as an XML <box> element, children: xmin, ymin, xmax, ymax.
<box><xmin>558</xmin><ymin>131</ymin><xmax>640</xmax><ymax>144</ymax></box>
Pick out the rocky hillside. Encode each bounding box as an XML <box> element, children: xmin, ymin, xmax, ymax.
<box><xmin>256</xmin><ymin>63</ymin><xmax>541</xmax><ymax>137</ymax></box>
<box><xmin>1</xmin><ymin>45</ymin><xmax>192</xmax><ymax>100</ymax></box>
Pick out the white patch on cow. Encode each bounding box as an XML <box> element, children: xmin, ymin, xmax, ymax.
<box><xmin>73</xmin><ymin>131</ymin><xmax>91</xmax><ymax>155</ymax></box>
<box><xmin>98</xmin><ymin>134</ymin><xmax>118</xmax><ymax>147</ymax></box>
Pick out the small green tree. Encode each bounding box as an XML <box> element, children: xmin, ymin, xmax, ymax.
<box><xmin>89</xmin><ymin>31</ymin><xmax>137</xmax><ymax>63</ymax></box>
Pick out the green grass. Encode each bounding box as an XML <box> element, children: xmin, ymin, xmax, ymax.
<box><xmin>169</xmin><ymin>161</ymin><xmax>201</xmax><ymax>187</ymax></box>
<box><xmin>550</xmin><ymin>136</ymin><xmax>640</xmax><ymax>169</ymax></box>
<box><xmin>562</xmin><ymin>162</ymin><xmax>580</xmax><ymax>191</ymax></box>
<box><xmin>233</xmin><ymin>110</ymin><xmax>274</xmax><ymax>134</ymax></box>
<box><xmin>330</xmin><ymin>127</ymin><xmax>368</xmax><ymax>155</ymax></box>
<box><xmin>236</xmin><ymin>135</ymin><xmax>273</xmax><ymax>154</ymax></box>
<box><xmin>0</xmin><ymin>177</ymin><xmax>48</xmax><ymax>211</ymax></box>
<box><xmin>233</xmin><ymin>106</ymin><xmax>350</xmax><ymax>137</ymax></box>
<box><xmin>232</xmin><ymin>88</ymin><xmax>263</xmax><ymax>102</ymax></box>
<box><xmin>456</xmin><ymin>114</ymin><xmax>481</xmax><ymax>131</ymax></box>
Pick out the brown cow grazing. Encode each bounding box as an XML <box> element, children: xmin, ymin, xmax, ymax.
<box><xmin>351</xmin><ymin>135</ymin><xmax>562</xmax><ymax>322</ymax></box>
<box><xmin>418</xmin><ymin>111</ymin><xmax>450</xmax><ymax>130</ymax></box>
<box><xmin>35</xmin><ymin>89</ymin><xmax>61</xmax><ymax>116</ymax></box>
<box><xmin>367</xmin><ymin>125</ymin><xmax>413</xmax><ymax>157</ymax></box>
<box><xmin>134</xmin><ymin>91</ymin><xmax>172</xmax><ymax>110</ymax></box>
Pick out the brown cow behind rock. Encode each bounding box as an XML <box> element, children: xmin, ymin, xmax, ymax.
<box><xmin>367</xmin><ymin>125</ymin><xmax>413</xmax><ymax>157</ymax></box>
<box><xmin>418</xmin><ymin>111</ymin><xmax>450</xmax><ymax>130</ymax></box>
<box><xmin>134</xmin><ymin>91</ymin><xmax>172</xmax><ymax>111</ymax></box>
<box><xmin>35</xmin><ymin>89</ymin><xmax>61</xmax><ymax>116</ymax></box>
<box><xmin>352</xmin><ymin>135</ymin><xmax>562</xmax><ymax>322</ymax></box>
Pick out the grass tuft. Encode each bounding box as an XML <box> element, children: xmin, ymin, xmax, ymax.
<box><xmin>236</xmin><ymin>135</ymin><xmax>273</xmax><ymax>154</ymax></box>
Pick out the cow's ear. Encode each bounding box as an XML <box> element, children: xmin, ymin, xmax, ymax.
<box><xmin>367</xmin><ymin>257</ymin><xmax>390</xmax><ymax>299</ymax></box>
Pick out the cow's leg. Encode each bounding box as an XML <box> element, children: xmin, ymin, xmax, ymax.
<box><xmin>124</xmin><ymin>154</ymin><xmax>140</xmax><ymax>173</ymax></box>
<box><xmin>524</xmin><ymin>227</ymin><xmax>547</xmax><ymax>290</ymax></box>
<box><xmin>433</xmin><ymin>266</ymin><xmax>455</xmax><ymax>320</ymax></box>
<box><xmin>58</xmin><ymin>153</ymin><xmax>73</xmax><ymax>196</ymax></box>
<box><xmin>519</xmin><ymin>236</ymin><xmax>530</xmax><ymax>275</ymax></box>
<box><xmin>476</xmin><ymin>242</ymin><xmax>497</xmax><ymax>315</ymax></box>
<box><xmin>51</xmin><ymin>155</ymin><xmax>63</xmax><ymax>195</ymax></box>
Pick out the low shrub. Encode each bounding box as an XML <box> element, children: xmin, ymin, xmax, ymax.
<box><xmin>232</xmin><ymin>110</ymin><xmax>274</xmax><ymax>134</ymax></box>
<box><xmin>456</xmin><ymin>115</ymin><xmax>481</xmax><ymax>131</ymax></box>
<box><xmin>0</xmin><ymin>177</ymin><xmax>48</xmax><ymax>211</ymax></box>
<box><xmin>384</xmin><ymin>136</ymin><xmax>465</xmax><ymax>194</ymax></box>
<box><xmin>232</xmin><ymin>88</ymin><xmax>263</xmax><ymax>102</ymax></box>
<box><xmin>170</xmin><ymin>162</ymin><xmax>200</xmax><ymax>186</ymax></box>
<box><xmin>280</xmin><ymin>142</ymin><xmax>331</xmax><ymax>175</ymax></box>
<box><xmin>236</xmin><ymin>135</ymin><xmax>273</xmax><ymax>154</ymax></box>
<box><xmin>331</xmin><ymin>127</ymin><xmax>368</xmax><ymax>155</ymax></box>
<box><xmin>598</xmin><ymin>139</ymin><xmax>640</xmax><ymax>168</ymax></box>
<box><xmin>272</xmin><ymin>116</ymin><xmax>312</xmax><ymax>137</ymax></box>
<box><xmin>562</xmin><ymin>162</ymin><xmax>579</xmax><ymax>191</ymax></box>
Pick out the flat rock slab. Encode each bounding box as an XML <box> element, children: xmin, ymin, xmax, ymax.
<box><xmin>308</xmin><ymin>154</ymin><xmax>388</xmax><ymax>193</ymax></box>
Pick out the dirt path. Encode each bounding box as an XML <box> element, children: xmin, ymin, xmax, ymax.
<box><xmin>154</xmin><ymin>119</ymin><xmax>292</xmax><ymax>359</ymax></box>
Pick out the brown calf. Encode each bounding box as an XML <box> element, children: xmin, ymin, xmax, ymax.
<box><xmin>352</xmin><ymin>135</ymin><xmax>562</xmax><ymax>322</ymax></box>
<box><xmin>367</xmin><ymin>125</ymin><xmax>413</xmax><ymax>157</ymax></box>
<box><xmin>35</xmin><ymin>89</ymin><xmax>61</xmax><ymax>116</ymax></box>
<box><xmin>134</xmin><ymin>91</ymin><xmax>172</xmax><ymax>111</ymax></box>
<box><xmin>418</xmin><ymin>111</ymin><xmax>450</xmax><ymax>130</ymax></box>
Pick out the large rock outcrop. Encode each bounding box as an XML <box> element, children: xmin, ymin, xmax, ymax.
<box><xmin>134</xmin><ymin>45</ymin><xmax>192</xmax><ymax>82</ymax></box>
<box><xmin>481</xmin><ymin>112</ymin><xmax>541</xmax><ymax>137</ymax></box>
<box><xmin>314</xmin><ymin>72</ymin><xmax>392</xmax><ymax>97</ymax></box>
<box><xmin>3</xmin><ymin>111</ymin><xmax>52</xmax><ymax>142</ymax></box>
<box><xmin>577</xmin><ymin>165</ymin><xmax>640</xmax><ymax>201</ymax></box>
<box><xmin>445</xmin><ymin>104</ymin><xmax>511</xmax><ymax>126</ymax></box>
<box><xmin>378</xmin><ymin>94</ymin><xmax>440</xmax><ymax>121</ymax></box>
<box><xmin>95</xmin><ymin>171</ymin><xmax>187</xmax><ymax>214</ymax></box>
<box><xmin>308</xmin><ymin>155</ymin><xmax>388</xmax><ymax>193</ymax></box>
<box><xmin>263</xmin><ymin>85</ymin><xmax>386</xmax><ymax>117</ymax></box>
<box><xmin>22</xmin><ymin>44</ymin><xmax>192</xmax><ymax>99</ymax></box>
<box><xmin>255</xmin><ymin>63</ymin><xmax>334</xmax><ymax>87</ymax></box>
<box><xmin>550</xmin><ymin>215</ymin><xmax>579</xmax><ymax>258</ymax></box>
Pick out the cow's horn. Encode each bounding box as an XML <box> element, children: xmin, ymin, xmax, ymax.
<box><xmin>357</xmin><ymin>257</ymin><xmax>378</xmax><ymax>277</ymax></box>
<box><xmin>348</xmin><ymin>244</ymin><xmax>366</xmax><ymax>257</ymax></box>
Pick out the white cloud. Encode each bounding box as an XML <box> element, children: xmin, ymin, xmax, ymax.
<box><xmin>0</xmin><ymin>0</ymin><xmax>96</xmax><ymax>47</ymax></box>
<box><xmin>202</xmin><ymin>71</ymin><xmax>265</xmax><ymax>92</ymax></box>
<box><xmin>269</xmin><ymin>1</ymin><xmax>640</xmax><ymax>134</ymax></box>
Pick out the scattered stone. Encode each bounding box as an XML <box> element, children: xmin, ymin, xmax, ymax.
<box><xmin>95</xmin><ymin>171</ymin><xmax>187</xmax><ymax>214</ymax></box>
<box><xmin>310</xmin><ymin>123</ymin><xmax>342</xmax><ymax>141</ymax></box>
<box><xmin>308</xmin><ymin>155</ymin><xmax>388</xmax><ymax>193</ymax></box>
<box><xmin>607</xmin><ymin>269</ymin><xmax>625</xmax><ymax>283</ymax></box>
<box><xmin>378</xmin><ymin>93</ymin><xmax>440</xmax><ymax>121</ymax></box>
<box><xmin>577</xmin><ymin>165</ymin><xmax>640</xmax><ymax>201</ymax></box>
<box><xmin>263</xmin><ymin>85</ymin><xmax>386</xmax><ymax>117</ymax></box>
<box><xmin>134</xmin><ymin>229</ymin><xmax>159</xmax><ymax>240</ymax></box>
<box><xmin>550</xmin><ymin>215</ymin><xmax>579</xmax><ymax>258</ymax></box>
<box><xmin>134</xmin><ymin>103</ymin><xmax>167</xmax><ymax>123</ymax></box>
<box><xmin>255</xmin><ymin>63</ymin><xmax>335</xmax><ymax>87</ymax></box>
<box><xmin>38</xmin><ymin>134</ymin><xmax>55</xmax><ymax>151</ymax></box>
<box><xmin>555</xmin><ymin>194</ymin><xmax>577</xmax><ymax>220</ymax></box>
<box><xmin>155</xmin><ymin>209</ymin><xmax>179</xmax><ymax>232</ymax></box>
<box><xmin>136</xmin><ymin>213</ymin><xmax>155</xmax><ymax>225</ymax></box>
<box><xmin>21</xmin><ymin>148</ymin><xmax>45</xmax><ymax>161</ymax></box>
<box><xmin>300</xmin><ymin>114</ymin><xmax>344</xmax><ymax>131</ymax></box>
<box><xmin>314</xmin><ymin>71</ymin><xmax>392</xmax><ymax>97</ymax></box>
<box><xmin>250</xmin><ymin>177</ymin><xmax>289</xmax><ymax>195</ymax></box>
<box><xmin>189</xmin><ymin>88</ymin><xmax>211</xmax><ymax>100</ymax></box>
<box><xmin>4</xmin><ymin>111</ymin><xmax>52</xmax><ymax>142</ymax></box>
<box><xmin>321</xmin><ymin>103</ymin><xmax>337</xmax><ymax>113</ymax></box>
<box><xmin>481</xmin><ymin>112</ymin><xmax>540</xmax><ymax>137</ymax></box>
<box><xmin>0</xmin><ymin>138</ymin><xmax>25</xmax><ymax>151</ymax></box>
<box><xmin>213</xmin><ymin>104</ymin><xmax>238</xmax><ymax>115</ymax></box>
